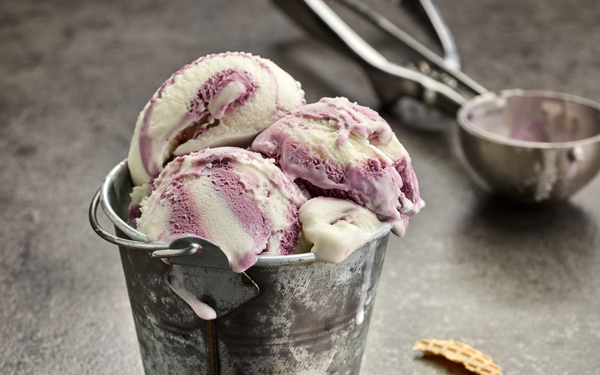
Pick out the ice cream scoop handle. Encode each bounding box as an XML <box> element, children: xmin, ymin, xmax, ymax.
<box><xmin>273</xmin><ymin>0</ymin><xmax>486</xmax><ymax>113</ymax></box>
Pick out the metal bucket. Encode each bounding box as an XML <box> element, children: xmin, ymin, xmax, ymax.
<box><xmin>90</xmin><ymin>160</ymin><xmax>390</xmax><ymax>375</ymax></box>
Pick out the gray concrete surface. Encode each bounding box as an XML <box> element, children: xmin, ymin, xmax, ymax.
<box><xmin>1</xmin><ymin>0</ymin><xmax>599</xmax><ymax>374</ymax></box>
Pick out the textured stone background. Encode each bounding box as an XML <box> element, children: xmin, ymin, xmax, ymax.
<box><xmin>1</xmin><ymin>0</ymin><xmax>599</xmax><ymax>374</ymax></box>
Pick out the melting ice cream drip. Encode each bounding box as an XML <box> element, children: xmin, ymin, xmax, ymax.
<box><xmin>168</xmin><ymin>264</ymin><xmax>217</xmax><ymax>320</ymax></box>
<box><xmin>356</xmin><ymin>241</ymin><xmax>376</xmax><ymax>325</ymax></box>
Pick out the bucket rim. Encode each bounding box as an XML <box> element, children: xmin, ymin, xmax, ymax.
<box><xmin>91</xmin><ymin>160</ymin><xmax>390</xmax><ymax>266</ymax></box>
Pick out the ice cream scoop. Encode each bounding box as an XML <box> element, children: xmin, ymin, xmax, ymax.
<box><xmin>299</xmin><ymin>197</ymin><xmax>392</xmax><ymax>264</ymax></box>
<box><xmin>135</xmin><ymin>147</ymin><xmax>307</xmax><ymax>272</ymax></box>
<box><xmin>128</xmin><ymin>52</ymin><xmax>306</xmax><ymax>186</ymax></box>
<box><xmin>251</xmin><ymin>97</ymin><xmax>424</xmax><ymax>236</ymax></box>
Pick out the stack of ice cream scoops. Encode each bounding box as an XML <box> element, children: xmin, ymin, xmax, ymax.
<box><xmin>127</xmin><ymin>52</ymin><xmax>425</xmax><ymax>276</ymax></box>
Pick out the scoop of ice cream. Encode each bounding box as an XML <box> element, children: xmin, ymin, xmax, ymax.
<box><xmin>128</xmin><ymin>52</ymin><xmax>306</xmax><ymax>186</ymax></box>
<box><xmin>251</xmin><ymin>97</ymin><xmax>424</xmax><ymax>236</ymax></box>
<box><xmin>299</xmin><ymin>197</ymin><xmax>392</xmax><ymax>264</ymax></box>
<box><xmin>135</xmin><ymin>147</ymin><xmax>307</xmax><ymax>272</ymax></box>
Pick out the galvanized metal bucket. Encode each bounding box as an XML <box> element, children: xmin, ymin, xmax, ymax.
<box><xmin>90</xmin><ymin>160</ymin><xmax>390</xmax><ymax>375</ymax></box>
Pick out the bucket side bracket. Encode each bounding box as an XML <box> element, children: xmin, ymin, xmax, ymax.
<box><xmin>164</xmin><ymin>237</ymin><xmax>261</xmax><ymax>319</ymax></box>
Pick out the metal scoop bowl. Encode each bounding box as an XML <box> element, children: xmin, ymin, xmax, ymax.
<box><xmin>458</xmin><ymin>90</ymin><xmax>600</xmax><ymax>203</ymax></box>
<box><xmin>273</xmin><ymin>0</ymin><xmax>600</xmax><ymax>203</ymax></box>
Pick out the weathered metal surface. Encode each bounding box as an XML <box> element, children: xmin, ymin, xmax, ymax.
<box><xmin>118</xmin><ymin>229</ymin><xmax>389</xmax><ymax>375</ymax></box>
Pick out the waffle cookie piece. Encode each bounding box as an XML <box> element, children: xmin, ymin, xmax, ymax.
<box><xmin>412</xmin><ymin>339</ymin><xmax>502</xmax><ymax>375</ymax></box>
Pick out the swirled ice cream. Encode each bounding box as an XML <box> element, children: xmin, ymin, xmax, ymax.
<box><xmin>128</xmin><ymin>54</ymin><xmax>424</xmax><ymax>273</ymax></box>
<box><xmin>251</xmin><ymin>97</ymin><xmax>425</xmax><ymax>237</ymax></box>
<box><xmin>136</xmin><ymin>147</ymin><xmax>306</xmax><ymax>273</ymax></box>
<box><xmin>128</xmin><ymin>52</ymin><xmax>306</xmax><ymax>186</ymax></box>
<box><xmin>120</xmin><ymin>52</ymin><xmax>425</xmax><ymax>322</ymax></box>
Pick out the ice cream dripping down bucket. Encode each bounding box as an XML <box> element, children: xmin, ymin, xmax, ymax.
<box><xmin>90</xmin><ymin>160</ymin><xmax>390</xmax><ymax>375</ymax></box>
<box><xmin>274</xmin><ymin>0</ymin><xmax>600</xmax><ymax>203</ymax></box>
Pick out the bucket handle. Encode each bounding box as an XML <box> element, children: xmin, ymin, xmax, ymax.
<box><xmin>89</xmin><ymin>189</ymin><xmax>201</xmax><ymax>257</ymax></box>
